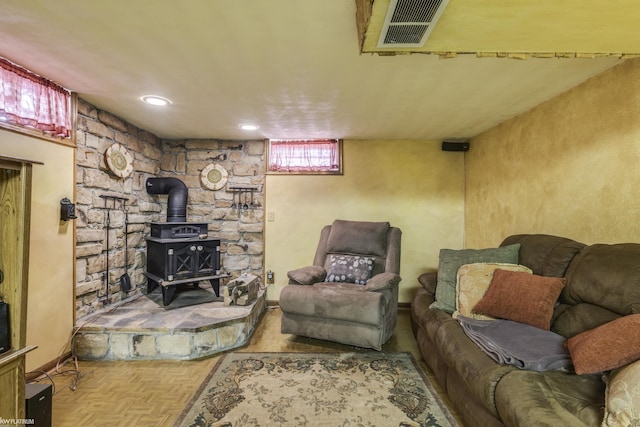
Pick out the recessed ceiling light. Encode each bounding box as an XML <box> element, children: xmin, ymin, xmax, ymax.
<box><xmin>141</xmin><ymin>95</ymin><xmax>172</xmax><ymax>106</ymax></box>
<box><xmin>239</xmin><ymin>124</ymin><xmax>260</xmax><ymax>131</ymax></box>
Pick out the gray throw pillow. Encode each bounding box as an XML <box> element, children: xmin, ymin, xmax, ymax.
<box><xmin>430</xmin><ymin>243</ymin><xmax>520</xmax><ymax>314</ymax></box>
<box><xmin>326</xmin><ymin>255</ymin><xmax>374</xmax><ymax>284</ymax></box>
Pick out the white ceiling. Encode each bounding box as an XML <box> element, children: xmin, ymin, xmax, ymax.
<box><xmin>0</xmin><ymin>1</ymin><xmax>625</xmax><ymax>140</ymax></box>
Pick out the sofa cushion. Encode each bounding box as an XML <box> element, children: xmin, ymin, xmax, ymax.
<box><xmin>472</xmin><ymin>269</ymin><xmax>566</xmax><ymax>330</ymax></box>
<box><xmin>602</xmin><ymin>359</ymin><xmax>640</xmax><ymax>427</ymax></box>
<box><xmin>552</xmin><ymin>302</ymin><xmax>622</xmax><ymax>338</ymax></box>
<box><xmin>434</xmin><ymin>318</ymin><xmax>515</xmax><ymax>417</ymax></box>
<box><xmin>431</xmin><ymin>244</ymin><xmax>521</xmax><ymax>314</ymax></box>
<box><xmin>279</xmin><ymin>283</ymin><xmax>384</xmax><ymax>325</ymax></box>
<box><xmin>454</xmin><ymin>263</ymin><xmax>532</xmax><ymax>320</ymax></box>
<box><xmin>325</xmin><ymin>254</ymin><xmax>374</xmax><ymax>284</ymax></box>
<box><xmin>566</xmin><ymin>314</ymin><xmax>640</xmax><ymax>375</ymax></box>
<box><xmin>326</xmin><ymin>220</ymin><xmax>390</xmax><ymax>257</ymax></box>
<box><xmin>495</xmin><ymin>370</ymin><xmax>605</xmax><ymax>426</ymax></box>
<box><xmin>500</xmin><ymin>234</ymin><xmax>585</xmax><ymax>277</ymax></box>
<box><xmin>562</xmin><ymin>243</ymin><xmax>640</xmax><ymax>316</ymax></box>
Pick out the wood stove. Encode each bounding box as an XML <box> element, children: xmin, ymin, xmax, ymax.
<box><xmin>144</xmin><ymin>177</ymin><xmax>228</xmax><ymax>306</ymax></box>
<box><xmin>145</xmin><ymin>222</ymin><xmax>227</xmax><ymax>306</ymax></box>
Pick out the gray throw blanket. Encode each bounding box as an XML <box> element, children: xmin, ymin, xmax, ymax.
<box><xmin>458</xmin><ymin>316</ymin><xmax>573</xmax><ymax>372</ymax></box>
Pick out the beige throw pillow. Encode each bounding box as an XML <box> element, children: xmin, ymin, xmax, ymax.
<box><xmin>602</xmin><ymin>359</ymin><xmax>640</xmax><ymax>426</ymax></box>
<box><xmin>454</xmin><ymin>263</ymin><xmax>533</xmax><ymax>320</ymax></box>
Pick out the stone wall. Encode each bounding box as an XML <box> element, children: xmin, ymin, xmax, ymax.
<box><xmin>75</xmin><ymin>99</ymin><xmax>163</xmax><ymax>318</ymax></box>
<box><xmin>158</xmin><ymin>139</ymin><xmax>265</xmax><ymax>276</ymax></box>
<box><xmin>75</xmin><ymin>99</ymin><xmax>265</xmax><ymax>319</ymax></box>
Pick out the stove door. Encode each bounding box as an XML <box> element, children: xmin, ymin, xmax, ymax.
<box><xmin>170</xmin><ymin>244</ymin><xmax>198</xmax><ymax>279</ymax></box>
<box><xmin>195</xmin><ymin>243</ymin><xmax>219</xmax><ymax>276</ymax></box>
<box><xmin>147</xmin><ymin>238</ymin><xmax>221</xmax><ymax>281</ymax></box>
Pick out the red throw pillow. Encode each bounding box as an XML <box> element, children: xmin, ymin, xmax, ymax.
<box><xmin>472</xmin><ymin>269</ymin><xmax>566</xmax><ymax>330</ymax></box>
<box><xmin>566</xmin><ymin>314</ymin><xmax>640</xmax><ymax>375</ymax></box>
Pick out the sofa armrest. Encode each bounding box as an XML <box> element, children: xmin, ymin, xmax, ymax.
<box><xmin>418</xmin><ymin>271</ymin><xmax>438</xmax><ymax>297</ymax></box>
<box><xmin>364</xmin><ymin>272</ymin><xmax>402</xmax><ymax>292</ymax></box>
<box><xmin>287</xmin><ymin>265</ymin><xmax>327</xmax><ymax>285</ymax></box>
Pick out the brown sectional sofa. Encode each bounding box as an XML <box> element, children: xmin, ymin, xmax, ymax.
<box><xmin>411</xmin><ymin>234</ymin><xmax>640</xmax><ymax>426</ymax></box>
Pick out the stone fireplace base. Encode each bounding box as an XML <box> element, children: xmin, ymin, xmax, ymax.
<box><xmin>73</xmin><ymin>290</ymin><xmax>266</xmax><ymax>360</ymax></box>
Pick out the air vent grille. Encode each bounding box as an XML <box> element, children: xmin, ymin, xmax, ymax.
<box><xmin>390</xmin><ymin>0</ymin><xmax>442</xmax><ymax>23</ymax></box>
<box><xmin>378</xmin><ymin>0</ymin><xmax>449</xmax><ymax>48</ymax></box>
<box><xmin>383</xmin><ymin>25</ymin><xmax>429</xmax><ymax>45</ymax></box>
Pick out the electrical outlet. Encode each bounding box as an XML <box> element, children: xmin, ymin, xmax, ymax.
<box><xmin>267</xmin><ymin>212</ymin><xmax>275</xmax><ymax>222</ymax></box>
<box><xmin>266</xmin><ymin>270</ymin><xmax>274</xmax><ymax>284</ymax></box>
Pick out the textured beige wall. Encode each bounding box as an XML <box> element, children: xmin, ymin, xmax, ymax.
<box><xmin>265</xmin><ymin>139</ymin><xmax>465</xmax><ymax>303</ymax></box>
<box><xmin>465</xmin><ymin>58</ymin><xmax>640</xmax><ymax>248</ymax></box>
<box><xmin>0</xmin><ymin>130</ymin><xmax>75</xmax><ymax>370</ymax></box>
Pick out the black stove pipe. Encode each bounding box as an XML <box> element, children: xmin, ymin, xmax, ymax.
<box><xmin>146</xmin><ymin>177</ymin><xmax>188</xmax><ymax>222</ymax></box>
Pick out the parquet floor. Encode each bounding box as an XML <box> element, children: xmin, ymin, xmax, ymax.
<box><xmin>38</xmin><ymin>307</ymin><xmax>462</xmax><ymax>426</ymax></box>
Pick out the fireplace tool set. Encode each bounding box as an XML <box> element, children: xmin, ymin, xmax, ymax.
<box><xmin>98</xmin><ymin>194</ymin><xmax>131</xmax><ymax>305</ymax></box>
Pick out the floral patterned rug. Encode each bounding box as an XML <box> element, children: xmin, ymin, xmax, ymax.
<box><xmin>175</xmin><ymin>352</ymin><xmax>459</xmax><ymax>427</ymax></box>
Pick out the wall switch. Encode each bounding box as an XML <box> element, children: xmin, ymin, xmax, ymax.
<box><xmin>267</xmin><ymin>212</ymin><xmax>275</xmax><ymax>222</ymax></box>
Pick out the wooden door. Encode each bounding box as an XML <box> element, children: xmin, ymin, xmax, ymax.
<box><xmin>0</xmin><ymin>158</ymin><xmax>34</xmax><ymax>420</ymax></box>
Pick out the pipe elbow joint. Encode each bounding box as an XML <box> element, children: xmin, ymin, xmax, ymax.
<box><xmin>146</xmin><ymin>177</ymin><xmax>188</xmax><ymax>222</ymax></box>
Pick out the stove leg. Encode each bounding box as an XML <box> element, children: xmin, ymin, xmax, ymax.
<box><xmin>147</xmin><ymin>278</ymin><xmax>158</xmax><ymax>294</ymax></box>
<box><xmin>162</xmin><ymin>285</ymin><xmax>177</xmax><ymax>306</ymax></box>
<box><xmin>208</xmin><ymin>278</ymin><xmax>220</xmax><ymax>297</ymax></box>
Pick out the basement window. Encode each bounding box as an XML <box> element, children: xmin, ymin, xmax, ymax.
<box><xmin>0</xmin><ymin>57</ymin><xmax>76</xmax><ymax>145</ymax></box>
<box><xmin>266</xmin><ymin>139</ymin><xmax>343</xmax><ymax>175</ymax></box>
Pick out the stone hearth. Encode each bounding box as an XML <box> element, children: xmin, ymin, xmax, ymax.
<box><xmin>73</xmin><ymin>289</ymin><xmax>266</xmax><ymax>360</ymax></box>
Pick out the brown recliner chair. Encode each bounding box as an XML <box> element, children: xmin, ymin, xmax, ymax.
<box><xmin>280</xmin><ymin>220</ymin><xmax>402</xmax><ymax>350</ymax></box>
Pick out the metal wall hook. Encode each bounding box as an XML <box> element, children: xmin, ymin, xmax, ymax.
<box><xmin>228</xmin><ymin>186</ymin><xmax>258</xmax><ymax>216</ymax></box>
<box><xmin>242</xmin><ymin>191</ymin><xmax>249</xmax><ymax>210</ymax></box>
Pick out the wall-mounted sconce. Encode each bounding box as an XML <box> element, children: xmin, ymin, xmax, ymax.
<box><xmin>60</xmin><ymin>197</ymin><xmax>77</xmax><ymax>221</ymax></box>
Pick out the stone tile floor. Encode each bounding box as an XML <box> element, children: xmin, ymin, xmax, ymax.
<box><xmin>78</xmin><ymin>288</ymin><xmax>257</xmax><ymax>332</ymax></box>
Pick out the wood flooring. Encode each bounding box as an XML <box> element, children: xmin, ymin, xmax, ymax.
<box><xmin>35</xmin><ymin>307</ymin><xmax>462</xmax><ymax>426</ymax></box>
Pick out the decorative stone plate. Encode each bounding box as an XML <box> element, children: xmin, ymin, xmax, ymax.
<box><xmin>105</xmin><ymin>143</ymin><xmax>134</xmax><ymax>178</ymax></box>
<box><xmin>200</xmin><ymin>163</ymin><xmax>228</xmax><ymax>190</ymax></box>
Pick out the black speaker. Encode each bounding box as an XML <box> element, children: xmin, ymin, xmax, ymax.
<box><xmin>25</xmin><ymin>383</ymin><xmax>53</xmax><ymax>427</ymax></box>
<box><xmin>0</xmin><ymin>302</ymin><xmax>9</xmax><ymax>354</ymax></box>
<box><xmin>442</xmin><ymin>141</ymin><xmax>470</xmax><ymax>152</ymax></box>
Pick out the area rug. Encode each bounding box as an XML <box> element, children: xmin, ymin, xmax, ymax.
<box><xmin>175</xmin><ymin>352</ymin><xmax>459</xmax><ymax>427</ymax></box>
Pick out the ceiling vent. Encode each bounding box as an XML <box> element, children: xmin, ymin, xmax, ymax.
<box><xmin>377</xmin><ymin>0</ymin><xmax>449</xmax><ymax>48</ymax></box>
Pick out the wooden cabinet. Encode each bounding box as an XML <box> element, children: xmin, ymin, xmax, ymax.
<box><xmin>0</xmin><ymin>156</ymin><xmax>36</xmax><ymax>420</ymax></box>
<box><xmin>0</xmin><ymin>346</ymin><xmax>36</xmax><ymax>418</ymax></box>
